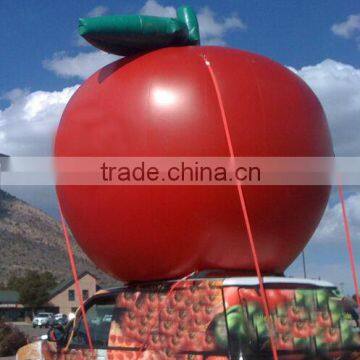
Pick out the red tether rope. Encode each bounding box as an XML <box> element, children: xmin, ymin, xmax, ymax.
<box><xmin>167</xmin><ymin>270</ymin><xmax>198</xmax><ymax>296</ymax></box>
<box><xmin>337</xmin><ymin>181</ymin><xmax>360</xmax><ymax>307</ymax></box>
<box><xmin>58</xmin><ymin>202</ymin><xmax>94</xmax><ymax>352</ymax></box>
<box><xmin>203</xmin><ymin>55</ymin><xmax>279</xmax><ymax>360</ymax></box>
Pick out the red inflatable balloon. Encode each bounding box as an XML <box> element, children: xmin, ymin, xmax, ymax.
<box><xmin>55</xmin><ymin>46</ymin><xmax>333</xmax><ymax>282</ymax></box>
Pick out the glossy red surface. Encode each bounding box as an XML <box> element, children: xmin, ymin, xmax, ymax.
<box><xmin>55</xmin><ymin>46</ymin><xmax>333</xmax><ymax>282</ymax></box>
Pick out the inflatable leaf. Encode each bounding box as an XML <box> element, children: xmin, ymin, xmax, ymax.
<box><xmin>79</xmin><ymin>6</ymin><xmax>200</xmax><ymax>56</ymax></box>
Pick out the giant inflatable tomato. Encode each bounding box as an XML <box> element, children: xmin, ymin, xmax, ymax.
<box><xmin>55</xmin><ymin>46</ymin><xmax>333</xmax><ymax>282</ymax></box>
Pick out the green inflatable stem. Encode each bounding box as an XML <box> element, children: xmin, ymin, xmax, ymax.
<box><xmin>79</xmin><ymin>5</ymin><xmax>200</xmax><ymax>56</ymax></box>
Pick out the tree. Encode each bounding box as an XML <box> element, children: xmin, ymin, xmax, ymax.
<box><xmin>0</xmin><ymin>281</ymin><xmax>6</xmax><ymax>290</ymax></box>
<box><xmin>7</xmin><ymin>270</ymin><xmax>57</xmax><ymax>312</ymax></box>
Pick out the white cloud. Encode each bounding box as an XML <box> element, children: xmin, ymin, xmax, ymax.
<box><xmin>290</xmin><ymin>59</ymin><xmax>360</xmax><ymax>156</ymax></box>
<box><xmin>140</xmin><ymin>0</ymin><xmax>246</xmax><ymax>45</ymax></box>
<box><xmin>0</xmin><ymin>85</ymin><xmax>78</xmax><ymax>155</ymax></box>
<box><xmin>140</xmin><ymin>0</ymin><xmax>176</xmax><ymax>17</ymax></box>
<box><xmin>2</xmin><ymin>88</ymin><xmax>25</xmax><ymax>102</ymax></box>
<box><xmin>74</xmin><ymin>35</ymin><xmax>88</xmax><ymax>48</ymax></box>
<box><xmin>284</xmin><ymin>59</ymin><xmax>360</xmax><ymax>293</ymax></box>
<box><xmin>331</xmin><ymin>14</ymin><xmax>360</xmax><ymax>49</ymax></box>
<box><xmin>331</xmin><ymin>13</ymin><xmax>360</xmax><ymax>40</ymax></box>
<box><xmin>197</xmin><ymin>7</ymin><xmax>246</xmax><ymax>45</ymax></box>
<box><xmin>312</xmin><ymin>192</ymin><xmax>360</xmax><ymax>244</ymax></box>
<box><xmin>86</xmin><ymin>5</ymin><xmax>108</xmax><ymax>18</ymax></box>
<box><xmin>43</xmin><ymin>51</ymin><xmax>119</xmax><ymax>80</ymax></box>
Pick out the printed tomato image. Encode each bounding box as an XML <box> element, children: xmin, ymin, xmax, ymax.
<box><xmin>277</xmin><ymin>334</ymin><xmax>294</xmax><ymax>351</ymax></box>
<box><xmin>55</xmin><ymin>45</ymin><xmax>333</xmax><ymax>282</ymax></box>
<box><xmin>316</xmin><ymin>311</ymin><xmax>332</xmax><ymax>328</ymax></box>
<box><xmin>295</xmin><ymin>289</ymin><xmax>316</xmax><ymax>309</ymax></box>
<box><xmin>316</xmin><ymin>328</ymin><xmax>341</xmax><ymax>351</ymax></box>
<box><xmin>275</xmin><ymin>317</ymin><xmax>291</xmax><ymax>334</ymax></box>
<box><xmin>288</xmin><ymin>306</ymin><xmax>308</xmax><ymax>322</ymax></box>
<box><xmin>220</xmin><ymin>286</ymin><xmax>360</xmax><ymax>356</ymax></box>
<box><xmin>223</xmin><ymin>287</ymin><xmax>240</xmax><ymax>308</ymax></box>
<box><xmin>109</xmin><ymin>281</ymin><xmax>226</xmax><ymax>355</ymax></box>
<box><xmin>266</xmin><ymin>289</ymin><xmax>288</xmax><ymax>311</ymax></box>
<box><xmin>280</xmin><ymin>290</ymin><xmax>295</xmax><ymax>303</ymax></box>
<box><xmin>292</xmin><ymin>320</ymin><xmax>315</xmax><ymax>339</ymax></box>
<box><xmin>238</xmin><ymin>288</ymin><xmax>262</xmax><ymax>304</ymax></box>
<box><xmin>323</xmin><ymin>328</ymin><xmax>341</xmax><ymax>345</ymax></box>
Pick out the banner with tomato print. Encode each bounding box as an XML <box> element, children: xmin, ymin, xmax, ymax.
<box><xmin>107</xmin><ymin>280</ymin><xmax>229</xmax><ymax>359</ymax></box>
<box><xmin>37</xmin><ymin>281</ymin><xmax>360</xmax><ymax>360</ymax></box>
<box><xmin>223</xmin><ymin>286</ymin><xmax>360</xmax><ymax>358</ymax></box>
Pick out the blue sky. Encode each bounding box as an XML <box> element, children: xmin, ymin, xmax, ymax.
<box><xmin>0</xmin><ymin>0</ymin><xmax>359</xmax><ymax>96</ymax></box>
<box><xmin>0</xmin><ymin>0</ymin><xmax>359</xmax><ymax>292</ymax></box>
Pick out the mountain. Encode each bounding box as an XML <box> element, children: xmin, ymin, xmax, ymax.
<box><xmin>0</xmin><ymin>189</ymin><xmax>119</xmax><ymax>287</ymax></box>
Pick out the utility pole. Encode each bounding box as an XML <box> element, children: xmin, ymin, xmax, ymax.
<box><xmin>302</xmin><ymin>250</ymin><xmax>307</xmax><ymax>279</ymax></box>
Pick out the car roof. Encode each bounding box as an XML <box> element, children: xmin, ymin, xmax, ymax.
<box><xmin>222</xmin><ymin>276</ymin><xmax>335</xmax><ymax>288</ymax></box>
<box><xmin>97</xmin><ymin>276</ymin><xmax>336</xmax><ymax>296</ymax></box>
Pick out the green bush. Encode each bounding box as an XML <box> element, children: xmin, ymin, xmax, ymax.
<box><xmin>0</xmin><ymin>320</ymin><xmax>28</xmax><ymax>356</ymax></box>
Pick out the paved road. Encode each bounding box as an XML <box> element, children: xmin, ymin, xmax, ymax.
<box><xmin>12</xmin><ymin>322</ymin><xmax>48</xmax><ymax>342</ymax></box>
